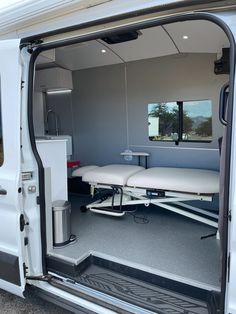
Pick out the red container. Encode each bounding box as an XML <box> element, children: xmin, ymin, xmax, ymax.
<box><xmin>67</xmin><ymin>160</ymin><xmax>80</xmax><ymax>168</ymax></box>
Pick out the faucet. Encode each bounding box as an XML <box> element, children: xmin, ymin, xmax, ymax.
<box><xmin>46</xmin><ymin>109</ymin><xmax>59</xmax><ymax>136</ymax></box>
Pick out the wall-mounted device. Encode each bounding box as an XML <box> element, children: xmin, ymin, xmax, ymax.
<box><xmin>102</xmin><ymin>30</ymin><xmax>141</xmax><ymax>44</ymax></box>
<box><xmin>214</xmin><ymin>48</ymin><xmax>230</xmax><ymax>75</ymax></box>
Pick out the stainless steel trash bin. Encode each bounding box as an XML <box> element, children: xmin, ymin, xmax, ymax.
<box><xmin>52</xmin><ymin>200</ymin><xmax>75</xmax><ymax>247</ymax></box>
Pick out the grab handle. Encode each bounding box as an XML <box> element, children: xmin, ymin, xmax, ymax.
<box><xmin>219</xmin><ymin>82</ymin><xmax>229</xmax><ymax>126</ymax></box>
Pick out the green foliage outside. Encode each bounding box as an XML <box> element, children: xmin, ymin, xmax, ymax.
<box><xmin>195</xmin><ymin>117</ymin><xmax>212</xmax><ymax>136</ymax></box>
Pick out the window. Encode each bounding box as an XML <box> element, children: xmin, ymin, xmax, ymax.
<box><xmin>148</xmin><ymin>100</ymin><xmax>212</xmax><ymax>143</ymax></box>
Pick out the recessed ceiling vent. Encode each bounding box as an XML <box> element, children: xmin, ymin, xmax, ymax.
<box><xmin>102</xmin><ymin>30</ymin><xmax>141</xmax><ymax>44</ymax></box>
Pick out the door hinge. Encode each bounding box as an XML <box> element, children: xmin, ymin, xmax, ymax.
<box><xmin>21</xmin><ymin>80</ymin><xmax>25</xmax><ymax>89</ymax></box>
<box><xmin>224</xmin><ymin>210</ymin><xmax>232</xmax><ymax>222</ymax></box>
<box><xmin>20</xmin><ymin>214</ymin><xmax>29</xmax><ymax>232</ymax></box>
<box><xmin>23</xmin><ymin>263</ymin><xmax>28</xmax><ymax>277</ymax></box>
<box><xmin>22</xmin><ymin>39</ymin><xmax>44</xmax><ymax>54</ymax></box>
<box><xmin>36</xmin><ymin>196</ymin><xmax>40</xmax><ymax>205</ymax></box>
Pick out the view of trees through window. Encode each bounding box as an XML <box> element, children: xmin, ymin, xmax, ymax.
<box><xmin>148</xmin><ymin>100</ymin><xmax>212</xmax><ymax>142</ymax></box>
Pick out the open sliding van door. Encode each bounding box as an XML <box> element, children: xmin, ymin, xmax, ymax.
<box><xmin>0</xmin><ymin>39</ymin><xmax>26</xmax><ymax>295</ymax></box>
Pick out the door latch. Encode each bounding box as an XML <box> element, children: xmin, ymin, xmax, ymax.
<box><xmin>20</xmin><ymin>214</ymin><xmax>29</xmax><ymax>232</ymax></box>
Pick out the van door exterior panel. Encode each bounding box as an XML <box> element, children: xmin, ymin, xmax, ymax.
<box><xmin>0</xmin><ymin>39</ymin><xmax>25</xmax><ymax>295</ymax></box>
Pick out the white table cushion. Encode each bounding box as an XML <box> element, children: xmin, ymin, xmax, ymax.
<box><xmin>82</xmin><ymin>164</ymin><xmax>144</xmax><ymax>186</ymax></box>
<box><xmin>127</xmin><ymin>167</ymin><xmax>219</xmax><ymax>194</ymax></box>
<box><xmin>72</xmin><ymin>165</ymin><xmax>99</xmax><ymax>177</ymax></box>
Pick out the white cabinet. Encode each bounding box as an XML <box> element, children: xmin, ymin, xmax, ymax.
<box><xmin>36</xmin><ymin>139</ymin><xmax>68</xmax><ymax>202</ymax></box>
<box><xmin>47</xmin><ymin>135</ymin><xmax>72</xmax><ymax>159</ymax></box>
<box><xmin>35</xmin><ymin>67</ymin><xmax>73</xmax><ymax>92</ymax></box>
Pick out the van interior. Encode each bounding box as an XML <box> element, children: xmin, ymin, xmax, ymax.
<box><xmin>33</xmin><ymin>19</ymin><xmax>230</xmax><ymax>313</ymax></box>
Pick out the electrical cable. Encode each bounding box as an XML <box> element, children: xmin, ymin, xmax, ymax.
<box><xmin>128</xmin><ymin>206</ymin><xmax>149</xmax><ymax>224</ymax></box>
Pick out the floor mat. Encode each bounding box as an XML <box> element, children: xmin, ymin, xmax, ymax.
<box><xmin>72</xmin><ymin>256</ymin><xmax>213</xmax><ymax>314</ymax></box>
<box><xmin>56</xmin><ymin>195</ymin><xmax>221</xmax><ymax>287</ymax></box>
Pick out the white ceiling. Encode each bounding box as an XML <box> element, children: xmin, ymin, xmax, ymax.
<box><xmin>37</xmin><ymin>20</ymin><xmax>230</xmax><ymax>71</ymax></box>
<box><xmin>164</xmin><ymin>20</ymin><xmax>229</xmax><ymax>53</ymax></box>
<box><xmin>55</xmin><ymin>41</ymin><xmax>122</xmax><ymax>70</ymax></box>
<box><xmin>104</xmin><ymin>26</ymin><xmax>179</xmax><ymax>62</ymax></box>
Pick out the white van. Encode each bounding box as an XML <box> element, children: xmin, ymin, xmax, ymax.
<box><xmin>0</xmin><ymin>0</ymin><xmax>236</xmax><ymax>313</ymax></box>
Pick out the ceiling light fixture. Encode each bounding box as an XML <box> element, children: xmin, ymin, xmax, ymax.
<box><xmin>101</xmin><ymin>49</ymin><xmax>107</xmax><ymax>53</ymax></box>
<box><xmin>183</xmin><ymin>35</ymin><xmax>189</xmax><ymax>39</ymax></box>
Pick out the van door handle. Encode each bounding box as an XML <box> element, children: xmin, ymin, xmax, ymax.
<box><xmin>219</xmin><ymin>82</ymin><xmax>229</xmax><ymax>126</ymax></box>
<box><xmin>0</xmin><ymin>188</ymin><xmax>7</xmax><ymax>195</ymax></box>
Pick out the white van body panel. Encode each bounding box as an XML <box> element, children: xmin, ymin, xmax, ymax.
<box><xmin>24</xmin><ymin>7</ymin><xmax>236</xmax><ymax>313</ymax></box>
<box><xmin>0</xmin><ymin>0</ymin><xmax>177</xmax><ymax>39</ymax></box>
<box><xmin>0</xmin><ymin>0</ymin><xmax>235</xmax><ymax>40</ymax></box>
<box><xmin>0</xmin><ymin>39</ymin><xmax>25</xmax><ymax>295</ymax></box>
<box><xmin>0</xmin><ymin>0</ymin><xmax>235</xmax><ymax>312</ymax></box>
<box><xmin>20</xmin><ymin>47</ymin><xmax>44</xmax><ymax>278</ymax></box>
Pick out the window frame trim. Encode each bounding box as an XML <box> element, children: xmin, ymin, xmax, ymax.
<box><xmin>148</xmin><ymin>99</ymin><xmax>213</xmax><ymax>144</ymax></box>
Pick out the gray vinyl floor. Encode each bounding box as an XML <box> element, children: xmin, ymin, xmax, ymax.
<box><xmin>50</xmin><ymin>194</ymin><xmax>221</xmax><ymax>289</ymax></box>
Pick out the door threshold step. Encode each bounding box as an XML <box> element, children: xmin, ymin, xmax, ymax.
<box><xmin>47</xmin><ymin>254</ymin><xmax>220</xmax><ymax>314</ymax></box>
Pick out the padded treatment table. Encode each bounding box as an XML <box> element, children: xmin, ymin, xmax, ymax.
<box><xmin>83</xmin><ymin>164</ymin><xmax>144</xmax><ymax>186</ymax></box>
<box><xmin>72</xmin><ymin>165</ymin><xmax>99</xmax><ymax>177</ymax></box>
<box><xmin>81</xmin><ymin>165</ymin><xmax>219</xmax><ymax>228</ymax></box>
<box><xmin>127</xmin><ymin>167</ymin><xmax>219</xmax><ymax>194</ymax></box>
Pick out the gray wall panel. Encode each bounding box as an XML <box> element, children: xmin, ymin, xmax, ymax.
<box><xmin>71</xmin><ymin>64</ymin><xmax>127</xmax><ymax>166</ymax></box>
<box><xmin>126</xmin><ymin>53</ymin><xmax>228</xmax><ymax>170</ymax></box>
<box><xmin>48</xmin><ymin>53</ymin><xmax>228</xmax><ymax>170</ymax></box>
<box><xmin>46</xmin><ymin>92</ymin><xmax>74</xmax><ymax>137</ymax></box>
<box><xmin>127</xmin><ymin>54</ymin><xmax>226</xmax><ymax>150</ymax></box>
